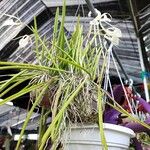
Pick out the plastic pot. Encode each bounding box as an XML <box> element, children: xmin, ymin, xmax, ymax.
<box><xmin>62</xmin><ymin>123</ymin><xmax>135</xmax><ymax>150</ymax></box>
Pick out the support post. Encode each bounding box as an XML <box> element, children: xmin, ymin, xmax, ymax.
<box><xmin>128</xmin><ymin>0</ymin><xmax>150</xmax><ymax>101</ymax></box>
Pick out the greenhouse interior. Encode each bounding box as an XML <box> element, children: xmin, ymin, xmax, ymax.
<box><xmin>0</xmin><ymin>0</ymin><xmax>150</xmax><ymax>149</ymax></box>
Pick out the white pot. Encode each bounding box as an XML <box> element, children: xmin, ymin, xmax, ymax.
<box><xmin>62</xmin><ymin>123</ymin><xmax>135</xmax><ymax>150</ymax></box>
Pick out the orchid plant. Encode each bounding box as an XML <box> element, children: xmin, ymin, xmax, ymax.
<box><xmin>0</xmin><ymin>0</ymin><xmax>150</xmax><ymax>150</ymax></box>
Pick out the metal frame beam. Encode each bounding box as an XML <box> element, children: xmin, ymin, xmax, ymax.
<box><xmin>127</xmin><ymin>0</ymin><xmax>150</xmax><ymax>101</ymax></box>
<box><xmin>127</xmin><ymin>0</ymin><xmax>150</xmax><ymax>72</ymax></box>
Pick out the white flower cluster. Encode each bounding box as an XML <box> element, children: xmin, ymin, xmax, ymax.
<box><xmin>88</xmin><ymin>9</ymin><xmax>122</xmax><ymax>45</ymax></box>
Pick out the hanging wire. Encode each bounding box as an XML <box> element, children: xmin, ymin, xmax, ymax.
<box><xmin>110</xmin><ymin>50</ymin><xmax>135</xmax><ymax>115</ymax></box>
<box><xmin>81</xmin><ymin>2</ymin><xmax>85</xmax><ymax>17</ymax></box>
<box><xmin>67</xmin><ymin>1</ymin><xmax>81</xmax><ymax>37</ymax></box>
<box><xmin>88</xmin><ymin>9</ymin><xmax>119</xmax><ymax>105</ymax></box>
<box><xmin>103</xmin><ymin>43</ymin><xmax>113</xmax><ymax>92</ymax></box>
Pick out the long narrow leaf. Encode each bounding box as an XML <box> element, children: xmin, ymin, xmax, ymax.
<box><xmin>97</xmin><ymin>86</ymin><xmax>108</xmax><ymax>150</ymax></box>
<box><xmin>0</xmin><ymin>82</ymin><xmax>45</xmax><ymax>106</ymax></box>
<box><xmin>0</xmin><ymin>70</ymin><xmax>26</xmax><ymax>93</ymax></box>
<box><xmin>0</xmin><ymin>76</ymin><xmax>33</xmax><ymax>97</ymax></box>
<box><xmin>39</xmin><ymin>77</ymin><xmax>87</xmax><ymax>150</ymax></box>
<box><xmin>57</xmin><ymin>56</ymin><xmax>91</xmax><ymax>76</ymax></box>
<box><xmin>15</xmin><ymin>79</ymin><xmax>53</xmax><ymax>150</ymax></box>
<box><xmin>0</xmin><ymin>62</ymin><xmax>67</xmax><ymax>73</ymax></box>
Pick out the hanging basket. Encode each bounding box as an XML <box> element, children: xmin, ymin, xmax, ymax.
<box><xmin>62</xmin><ymin>123</ymin><xmax>135</xmax><ymax>150</ymax></box>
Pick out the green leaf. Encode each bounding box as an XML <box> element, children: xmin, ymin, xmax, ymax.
<box><xmin>0</xmin><ymin>70</ymin><xmax>26</xmax><ymax>93</ymax></box>
<box><xmin>57</xmin><ymin>56</ymin><xmax>91</xmax><ymax>76</ymax></box>
<box><xmin>39</xmin><ymin>76</ymin><xmax>88</xmax><ymax>150</ymax></box>
<box><xmin>0</xmin><ymin>61</ymin><xmax>67</xmax><ymax>73</ymax></box>
<box><xmin>97</xmin><ymin>86</ymin><xmax>108</xmax><ymax>150</ymax></box>
<box><xmin>0</xmin><ymin>82</ymin><xmax>45</xmax><ymax>106</ymax></box>
<box><xmin>0</xmin><ymin>76</ymin><xmax>33</xmax><ymax>97</ymax></box>
<box><xmin>16</xmin><ymin>79</ymin><xmax>53</xmax><ymax>150</ymax></box>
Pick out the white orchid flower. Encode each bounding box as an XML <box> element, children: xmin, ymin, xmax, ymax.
<box><xmin>104</xmin><ymin>27</ymin><xmax>122</xmax><ymax>45</ymax></box>
<box><xmin>2</xmin><ymin>19</ymin><xmax>21</xmax><ymax>27</ymax></box>
<box><xmin>89</xmin><ymin>9</ymin><xmax>122</xmax><ymax>45</ymax></box>
<box><xmin>19</xmin><ymin>35</ymin><xmax>31</xmax><ymax>48</ymax></box>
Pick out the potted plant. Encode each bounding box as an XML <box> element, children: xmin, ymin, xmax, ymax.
<box><xmin>0</xmin><ymin>1</ymin><xmax>149</xmax><ymax>150</ymax></box>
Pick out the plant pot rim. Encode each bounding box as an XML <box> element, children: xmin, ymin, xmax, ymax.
<box><xmin>69</xmin><ymin>123</ymin><xmax>135</xmax><ymax>137</ymax></box>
